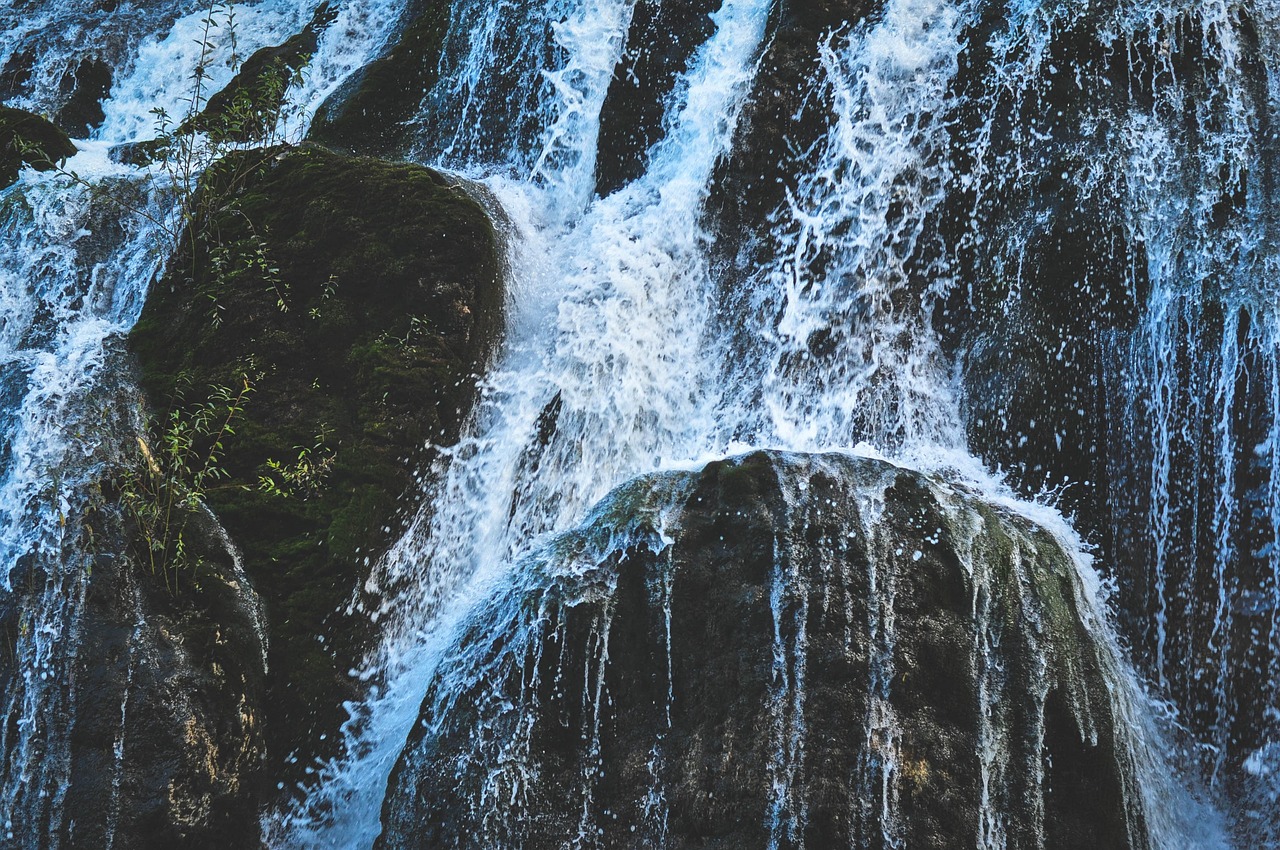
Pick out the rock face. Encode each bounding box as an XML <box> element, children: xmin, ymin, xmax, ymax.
<box><xmin>707</xmin><ymin>0</ymin><xmax>878</xmax><ymax>268</ymax></box>
<box><xmin>0</xmin><ymin>361</ymin><xmax>271</xmax><ymax>849</ymax></box>
<box><xmin>377</xmin><ymin>451</ymin><xmax>1149</xmax><ymax>850</ymax></box>
<box><xmin>594</xmin><ymin>0</ymin><xmax>719</xmax><ymax>196</ymax></box>
<box><xmin>0</xmin><ymin>105</ymin><xmax>76</xmax><ymax>188</ymax></box>
<box><xmin>308</xmin><ymin>0</ymin><xmax>452</xmax><ymax>156</ymax></box>
<box><xmin>188</xmin><ymin>2</ymin><xmax>341</xmax><ymax>144</ymax></box>
<box><xmin>129</xmin><ymin>144</ymin><xmax>503</xmax><ymax>784</ymax></box>
<box><xmin>64</xmin><ymin>473</ymin><xmax>269</xmax><ymax>850</ymax></box>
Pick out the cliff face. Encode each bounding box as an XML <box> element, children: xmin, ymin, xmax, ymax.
<box><xmin>377</xmin><ymin>451</ymin><xmax>1148</xmax><ymax>850</ymax></box>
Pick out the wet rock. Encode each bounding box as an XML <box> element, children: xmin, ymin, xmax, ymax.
<box><xmin>707</xmin><ymin>0</ymin><xmax>876</xmax><ymax>265</ymax></box>
<box><xmin>0</xmin><ymin>48</ymin><xmax>36</xmax><ymax>101</ymax></box>
<box><xmin>129</xmin><ymin>144</ymin><xmax>503</xmax><ymax>787</ymax></box>
<box><xmin>187</xmin><ymin>2</ymin><xmax>340</xmax><ymax>144</ymax></box>
<box><xmin>0</xmin><ymin>105</ymin><xmax>77</xmax><ymax>188</ymax></box>
<box><xmin>55</xmin><ymin>57</ymin><xmax>112</xmax><ymax>137</ymax></box>
<box><xmin>377</xmin><ymin>451</ymin><xmax>1148</xmax><ymax>849</ymax></box>
<box><xmin>62</xmin><ymin>491</ymin><xmax>269</xmax><ymax>850</ymax></box>
<box><xmin>594</xmin><ymin>0</ymin><xmax>719</xmax><ymax>196</ymax></box>
<box><xmin>934</xmin><ymin>4</ymin><xmax>1149</xmax><ymax>527</ymax></box>
<box><xmin>308</xmin><ymin>0</ymin><xmax>451</xmax><ymax>156</ymax></box>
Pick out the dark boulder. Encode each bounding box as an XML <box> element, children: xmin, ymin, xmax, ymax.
<box><xmin>129</xmin><ymin>144</ymin><xmax>503</xmax><ymax>787</ymax></box>
<box><xmin>0</xmin><ymin>359</ymin><xmax>271</xmax><ymax>849</ymax></box>
<box><xmin>0</xmin><ymin>105</ymin><xmax>76</xmax><ymax>188</ymax></box>
<box><xmin>377</xmin><ymin>451</ymin><xmax>1152</xmax><ymax>849</ymax></box>
<box><xmin>934</xmin><ymin>3</ymin><xmax>1150</xmax><ymax>526</ymax></box>
<box><xmin>187</xmin><ymin>2</ymin><xmax>341</xmax><ymax>144</ymax></box>
<box><xmin>307</xmin><ymin>0</ymin><xmax>451</xmax><ymax>156</ymax></box>
<box><xmin>706</xmin><ymin>0</ymin><xmax>877</xmax><ymax>269</ymax></box>
<box><xmin>55</xmin><ymin>57</ymin><xmax>112</xmax><ymax>137</ymax></box>
<box><xmin>594</xmin><ymin>0</ymin><xmax>719</xmax><ymax>196</ymax></box>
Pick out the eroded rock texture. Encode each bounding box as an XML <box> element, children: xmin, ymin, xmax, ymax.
<box><xmin>378</xmin><ymin>451</ymin><xmax>1149</xmax><ymax>850</ymax></box>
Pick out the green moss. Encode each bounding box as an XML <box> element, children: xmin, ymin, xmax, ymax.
<box><xmin>0</xmin><ymin>106</ymin><xmax>77</xmax><ymax>188</ymax></box>
<box><xmin>129</xmin><ymin>143</ymin><xmax>502</xmax><ymax>782</ymax></box>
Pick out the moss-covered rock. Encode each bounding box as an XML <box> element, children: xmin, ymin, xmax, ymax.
<box><xmin>307</xmin><ymin>0</ymin><xmax>452</xmax><ymax>156</ymax></box>
<box><xmin>0</xmin><ymin>105</ymin><xmax>77</xmax><ymax>188</ymax></box>
<box><xmin>129</xmin><ymin>143</ymin><xmax>503</xmax><ymax>783</ymax></box>
<box><xmin>378</xmin><ymin>451</ymin><xmax>1149</xmax><ymax>849</ymax></box>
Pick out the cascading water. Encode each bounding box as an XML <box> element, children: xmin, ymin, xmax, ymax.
<box><xmin>277</xmin><ymin>0</ymin><xmax>1259</xmax><ymax>846</ymax></box>
<box><xmin>272</xmin><ymin>0</ymin><xmax>776</xmax><ymax>842</ymax></box>
<box><xmin>4</xmin><ymin>0</ymin><xmax>1280</xmax><ymax>845</ymax></box>
<box><xmin>0</xmin><ymin>0</ymin><xmax>406</xmax><ymax>844</ymax></box>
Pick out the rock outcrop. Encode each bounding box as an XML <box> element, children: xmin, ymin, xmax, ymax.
<box><xmin>308</xmin><ymin>0</ymin><xmax>452</xmax><ymax>156</ymax></box>
<box><xmin>64</xmin><ymin>458</ymin><xmax>269</xmax><ymax>850</ymax></box>
<box><xmin>129</xmin><ymin>144</ymin><xmax>503</xmax><ymax>785</ymax></box>
<box><xmin>0</xmin><ymin>105</ymin><xmax>76</xmax><ymax>188</ymax></box>
<box><xmin>377</xmin><ymin>450</ymin><xmax>1150</xmax><ymax>850</ymax></box>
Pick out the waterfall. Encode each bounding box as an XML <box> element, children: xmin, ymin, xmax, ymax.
<box><xmin>3</xmin><ymin>0</ymin><xmax>1280</xmax><ymax>845</ymax></box>
<box><xmin>0</xmin><ymin>0</ymin><xmax>406</xmax><ymax>844</ymax></box>
<box><xmin>271</xmin><ymin>0</ymin><xmax>776</xmax><ymax>842</ymax></box>
<box><xmin>278</xmin><ymin>0</ymin><xmax>1252</xmax><ymax>846</ymax></box>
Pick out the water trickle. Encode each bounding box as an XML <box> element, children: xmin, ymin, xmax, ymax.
<box><xmin>0</xmin><ymin>0</ymin><xmax>407</xmax><ymax>843</ymax></box>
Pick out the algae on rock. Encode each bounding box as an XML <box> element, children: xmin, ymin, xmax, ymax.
<box><xmin>129</xmin><ymin>143</ymin><xmax>503</xmax><ymax>784</ymax></box>
<box><xmin>378</xmin><ymin>451</ymin><xmax>1152</xmax><ymax>850</ymax></box>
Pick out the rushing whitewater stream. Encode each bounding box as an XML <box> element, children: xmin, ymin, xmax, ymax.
<box><xmin>2</xmin><ymin>0</ymin><xmax>1280</xmax><ymax>846</ymax></box>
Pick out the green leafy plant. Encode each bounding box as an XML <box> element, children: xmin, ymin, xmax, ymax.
<box><xmin>118</xmin><ymin>376</ymin><xmax>253</xmax><ymax>589</ymax></box>
<box><xmin>257</xmin><ymin>427</ymin><xmax>337</xmax><ymax>500</ymax></box>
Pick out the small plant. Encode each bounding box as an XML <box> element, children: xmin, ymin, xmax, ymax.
<box><xmin>118</xmin><ymin>376</ymin><xmax>253</xmax><ymax>589</ymax></box>
<box><xmin>257</xmin><ymin>427</ymin><xmax>337</xmax><ymax>500</ymax></box>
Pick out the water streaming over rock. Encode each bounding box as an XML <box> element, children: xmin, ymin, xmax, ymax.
<box><xmin>275</xmin><ymin>0</ymin><xmax>1267</xmax><ymax>846</ymax></box>
<box><xmin>0</xmin><ymin>0</ymin><xmax>407</xmax><ymax>844</ymax></box>
<box><xmin>2</xmin><ymin>0</ymin><xmax>1279</xmax><ymax>846</ymax></box>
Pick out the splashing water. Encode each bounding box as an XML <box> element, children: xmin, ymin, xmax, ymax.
<box><xmin>3</xmin><ymin>0</ymin><xmax>1277</xmax><ymax>845</ymax></box>
<box><xmin>278</xmin><ymin>0</ymin><xmax>1247</xmax><ymax>846</ymax></box>
<box><xmin>0</xmin><ymin>0</ymin><xmax>407</xmax><ymax>844</ymax></box>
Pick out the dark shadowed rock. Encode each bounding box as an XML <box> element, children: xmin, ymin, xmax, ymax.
<box><xmin>933</xmin><ymin>2</ymin><xmax>1150</xmax><ymax>526</ymax></box>
<box><xmin>376</xmin><ymin>451</ymin><xmax>1149</xmax><ymax>849</ymax></box>
<box><xmin>188</xmin><ymin>2</ymin><xmax>340</xmax><ymax>144</ymax></box>
<box><xmin>55</xmin><ymin>57</ymin><xmax>112</xmax><ymax>137</ymax></box>
<box><xmin>63</xmin><ymin>490</ymin><xmax>269</xmax><ymax>850</ymax></box>
<box><xmin>707</xmin><ymin>0</ymin><xmax>876</xmax><ymax>268</ymax></box>
<box><xmin>0</xmin><ymin>358</ymin><xmax>273</xmax><ymax>849</ymax></box>
<box><xmin>0</xmin><ymin>105</ymin><xmax>76</xmax><ymax>188</ymax></box>
<box><xmin>308</xmin><ymin>0</ymin><xmax>451</xmax><ymax>156</ymax></box>
<box><xmin>129</xmin><ymin>144</ymin><xmax>503</xmax><ymax>787</ymax></box>
<box><xmin>594</xmin><ymin>0</ymin><xmax>719</xmax><ymax>196</ymax></box>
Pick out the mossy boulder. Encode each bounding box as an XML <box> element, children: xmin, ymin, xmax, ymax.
<box><xmin>307</xmin><ymin>0</ymin><xmax>451</xmax><ymax>156</ymax></box>
<box><xmin>0</xmin><ymin>105</ymin><xmax>77</xmax><ymax>188</ymax></box>
<box><xmin>378</xmin><ymin>451</ymin><xmax>1149</xmax><ymax>849</ymax></box>
<box><xmin>129</xmin><ymin>143</ymin><xmax>503</xmax><ymax>784</ymax></box>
